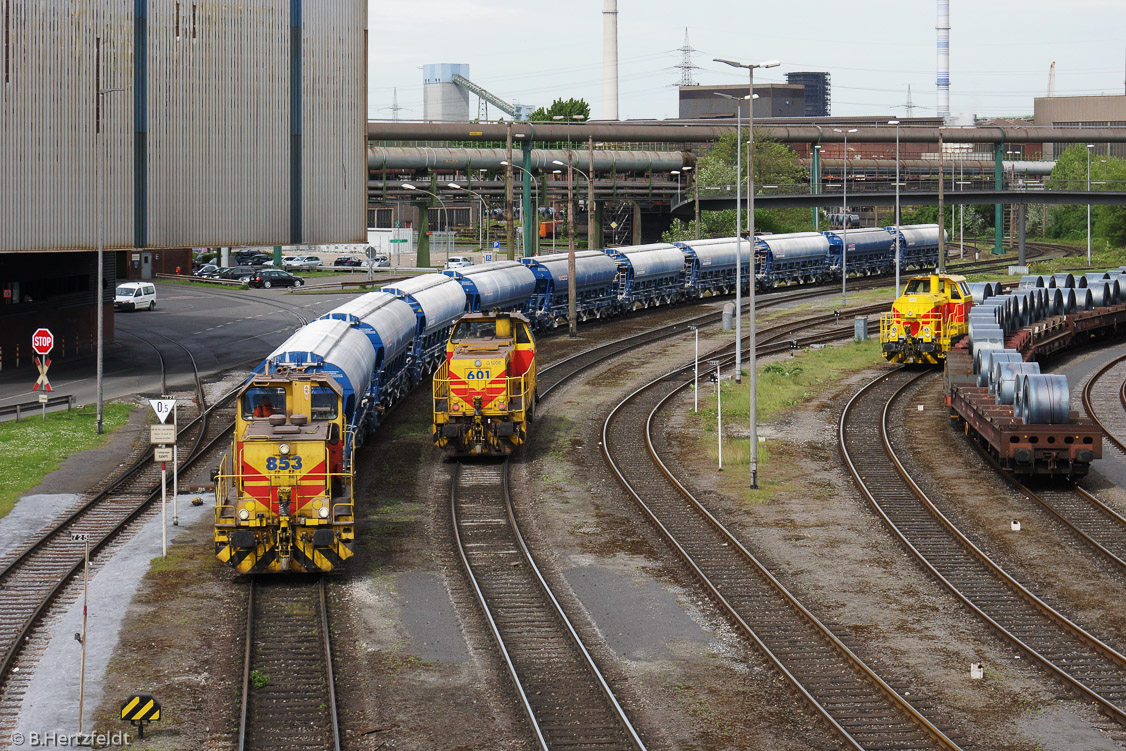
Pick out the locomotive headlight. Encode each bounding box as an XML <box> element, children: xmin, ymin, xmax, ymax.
<box><xmin>319</xmin><ymin>507</ymin><xmax>329</xmax><ymax>519</ymax></box>
<box><xmin>890</xmin><ymin>326</ymin><xmax>898</xmax><ymax>336</ymax></box>
<box><xmin>278</xmin><ymin>444</ymin><xmax>291</xmax><ymax>455</ymax></box>
<box><xmin>474</xmin><ymin>359</ymin><xmax>482</xmax><ymax>368</ymax></box>
<box><xmin>922</xmin><ymin>326</ymin><xmax>932</xmax><ymax>336</ymax></box>
<box><xmin>238</xmin><ymin>508</ymin><xmax>250</xmax><ymax>520</ymax></box>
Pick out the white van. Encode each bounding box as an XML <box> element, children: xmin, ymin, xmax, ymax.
<box><xmin>114</xmin><ymin>282</ymin><xmax>157</xmax><ymax>311</ymax></box>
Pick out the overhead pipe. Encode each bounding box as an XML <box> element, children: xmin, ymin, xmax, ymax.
<box><xmin>368</xmin><ymin>120</ymin><xmax>1126</xmax><ymax>145</ymax></box>
<box><xmin>367</xmin><ymin>147</ymin><xmax>692</xmax><ymax>173</ymax></box>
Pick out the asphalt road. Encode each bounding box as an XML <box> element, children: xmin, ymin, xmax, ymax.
<box><xmin>0</xmin><ymin>283</ymin><xmax>353</xmax><ymax>410</ymax></box>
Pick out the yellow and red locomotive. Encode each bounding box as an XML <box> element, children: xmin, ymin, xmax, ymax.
<box><xmin>214</xmin><ymin>371</ymin><xmax>355</xmax><ymax>574</ymax></box>
<box><xmin>432</xmin><ymin>312</ymin><xmax>537</xmax><ymax>455</ymax></box>
<box><xmin>880</xmin><ymin>273</ymin><xmax>973</xmax><ymax>364</ymax></box>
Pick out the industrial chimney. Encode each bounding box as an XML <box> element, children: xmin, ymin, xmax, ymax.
<box><xmin>603</xmin><ymin>0</ymin><xmax>619</xmax><ymax>120</ymax></box>
<box><xmin>936</xmin><ymin>0</ymin><xmax>950</xmax><ymax>119</ymax></box>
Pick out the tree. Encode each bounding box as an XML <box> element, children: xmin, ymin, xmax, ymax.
<box><xmin>662</xmin><ymin>130</ymin><xmax>812</xmax><ymax>242</ymax></box>
<box><xmin>527</xmin><ymin>98</ymin><xmax>591</xmax><ymax>122</ymax></box>
<box><xmin>1044</xmin><ymin>145</ymin><xmax>1126</xmax><ymax>244</ymax></box>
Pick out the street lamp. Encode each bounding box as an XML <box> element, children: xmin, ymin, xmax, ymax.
<box><xmin>402</xmin><ymin>183</ymin><xmax>450</xmax><ymax>263</ymax></box>
<box><xmin>1087</xmin><ymin>144</ymin><xmax>1094</xmax><ymax>267</ymax></box>
<box><xmin>888</xmin><ymin>120</ymin><xmax>902</xmax><ymax>295</ymax></box>
<box><xmin>688</xmin><ymin>325</ymin><xmax>699</xmax><ymax>413</ymax></box>
<box><xmin>552</xmin><ymin>158</ymin><xmax>593</xmax><ymax>337</ymax></box>
<box><xmin>500</xmin><ymin>160</ymin><xmax>541</xmax><ymax>254</ymax></box>
<box><xmin>813</xmin><ymin>145</ymin><xmax>823</xmax><ymax>231</ymax></box>
<box><xmin>834</xmin><ymin>128</ymin><xmax>858</xmax><ymax>308</ymax></box>
<box><xmin>715</xmin><ymin>91</ymin><xmax>751</xmax><ymax>384</ymax></box>
<box><xmin>671</xmin><ymin>170</ymin><xmax>681</xmax><ymax>203</ymax></box>
<box><xmin>448</xmin><ymin>183</ymin><xmax>492</xmax><ymax>253</ymax></box>
<box><xmin>95</xmin><ymin>86</ymin><xmax>124</xmax><ymax>435</ymax></box>
<box><xmin>715</xmin><ymin>56</ymin><xmax>779</xmax><ymax>490</ymax></box>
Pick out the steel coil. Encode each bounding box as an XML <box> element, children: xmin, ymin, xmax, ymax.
<box><xmin>1051</xmin><ymin>272</ymin><xmax>1075</xmax><ymax>289</ymax></box>
<box><xmin>1059</xmin><ymin>287</ymin><xmax>1077</xmax><ymax>314</ymax></box>
<box><xmin>997</xmin><ymin>362</ymin><xmax>1042</xmax><ymax>406</ymax></box>
<box><xmin>1075</xmin><ymin>287</ymin><xmax>1094</xmax><ymax>311</ymax></box>
<box><xmin>982</xmin><ymin>350</ymin><xmax>1022</xmax><ymax>389</ymax></box>
<box><xmin>1019</xmin><ymin>373</ymin><xmax>1071</xmax><ymax>425</ymax></box>
<box><xmin>1087</xmin><ymin>281</ymin><xmax>1113</xmax><ymax>307</ymax></box>
<box><xmin>968</xmin><ymin>322</ymin><xmax>1005</xmax><ymax>349</ymax></box>
<box><xmin>1045</xmin><ymin>287</ymin><xmax>1064</xmax><ymax>316</ymax></box>
<box><xmin>973</xmin><ymin>341</ymin><xmax>1005</xmax><ymax>375</ymax></box>
<box><xmin>967</xmin><ymin>282</ymin><xmax>994</xmax><ymax>303</ymax></box>
<box><xmin>1018</xmin><ymin>274</ymin><xmax>1047</xmax><ymax>288</ymax></box>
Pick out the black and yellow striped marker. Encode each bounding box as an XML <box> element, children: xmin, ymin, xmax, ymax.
<box><xmin>121</xmin><ymin>694</ymin><xmax>161</xmax><ymax>738</ymax></box>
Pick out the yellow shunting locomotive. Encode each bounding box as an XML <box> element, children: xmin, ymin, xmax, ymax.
<box><xmin>433</xmin><ymin>312</ymin><xmax>537</xmax><ymax>455</ymax></box>
<box><xmin>214</xmin><ymin>371</ymin><xmax>355</xmax><ymax>574</ymax></box>
<box><xmin>880</xmin><ymin>273</ymin><xmax>973</xmax><ymax>364</ymax></box>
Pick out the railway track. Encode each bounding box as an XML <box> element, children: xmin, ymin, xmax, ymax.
<box><xmin>1083</xmin><ymin>351</ymin><xmax>1126</xmax><ymax>455</ymax></box>
<box><xmin>0</xmin><ymin>336</ymin><xmax>237</xmax><ymax>697</ymax></box>
<box><xmin>239</xmin><ymin>576</ymin><xmax>340</xmax><ymax>751</ymax></box>
<box><xmin>451</xmin><ymin>460</ymin><xmax>645</xmax><ymax>751</ymax></box>
<box><xmin>842</xmin><ymin>367</ymin><xmax>1126</xmax><ymax>725</ymax></box>
<box><xmin>599</xmin><ymin>340</ymin><xmax>961</xmax><ymax>749</ymax></box>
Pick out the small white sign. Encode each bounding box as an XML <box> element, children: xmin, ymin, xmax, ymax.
<box><xmin>154</xmin><ymin>447</ymin><xmax>174</xmax><ymax>462</ymax></box>
<box><xmin>150</xmin><ymin>424</ymin><xmax>177</xmax><ymax>444</ymax></box>
<box><xmin>38</xmin><ymin>394</ymin><xmax>49</xmax><ymax>404</ymax></box>
<box><xmin>149</xmin><ymin>398</ymin><xmax>176</xmax><ymax>423</ymax></box>
<box><xmin>71</xmin><ymin>532</ymin><xmax>89</xmax><ymax>542</ymax></box>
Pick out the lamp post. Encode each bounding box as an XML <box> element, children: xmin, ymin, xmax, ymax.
<box><xmin>716</xmin><ymin>57</ymin><xmax>780</xmax><ymax>490</ymax></box>
<box><xmin>500</xmin><ymin>160</ymin><xmax>540</xmax><ymax>255</ymax></box>
<box><xmin>552</xmin><ymin>158</ymin><xmax>592</xmax><ymax>337</ymax></box>
<box><xmin>1087</xmin><ymin>143</ymin><xmax>1094</xmax><ymax>267</ymax></box>
<box><xmin>447</xmin><ymin>183</ymin><xmax>492</xmax><ymax>252</ymax></box>
<box><xmin>671</xmin><ymin>170</ymin><xmax>681</xmax><ymax>203</ymax></box>
<box><xmin>834</xmin><ymin>127</ymin><xmax>858</xmax><ymax>308</ymax></box>
<box><xmin>813</xmin><ymin>145</ymin><xmax>823</xmax><ymax>231</ymax></box>
<box><xmin>95</xmin><ymin>86</ymin><xmax>124</xmax><ymax>435</ymax></box>
<box><xmin>715</xmin><ymin>91</ymin><xmax>751</xmax><ymax>384</ymax></box>
<box><xmin>889</xmin><ymin>120</ymin><xmax>901</xmax><ymax>295</ymax></box>
<box><xmin>402</xmin><ymin>183</ymin><xmax>450</xmax><ymax>263</ymax></box>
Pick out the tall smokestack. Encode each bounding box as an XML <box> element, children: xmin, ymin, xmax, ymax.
<box><xmin>936</xmin><ymin>0</ymin><xmax>950</xmax><ymax>119</ymax></box>
<box><xmin>603</xmin><ymin>0</ymin><xmax>619</xmax><ymax>120</ymax></box>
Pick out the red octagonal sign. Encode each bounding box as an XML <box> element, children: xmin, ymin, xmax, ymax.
<box><xmin>31</xmin><ymin>328</ymin><xmax>54</xmax><ymax>356</ymax></box>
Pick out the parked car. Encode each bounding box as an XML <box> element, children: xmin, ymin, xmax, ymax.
<box><xmin>363</xmin><ymin>254</ymin><xmax>391</xmax><ymax>270</ymax></box>
<box><xmin>333</xmin><ymin>255</ymin><xmax>363</xmax><ymax>268</ymax></box>
<box><xmin>215</xmin><ymin>265</ymin><xmax>261</xmax><ymax>280</ymax></box>
<box><xmin>245</xmin><ymin>269</ymin><xmax>305</xmax><ymax>289</ymax></box>
<box><xmin>284</xmin><ymin>255</ymin><xmax>323</xmax><ymax>270</ymax></box>
<box><xmin>114</xmin><ymin>282</ymin><xmax>157</xmax><ymax>311</ymax></box>
<box><xmin>444</xmin><ymin>256</ymin><xmax>474</xmax><ymax>270</ymax></box>
<box><xmin>194</xmin><ymin>264</ymin><xmax>220</xmax><ymax>277</ymax></box>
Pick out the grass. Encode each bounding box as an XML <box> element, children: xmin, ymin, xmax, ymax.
<box><xmin>0</xmin><ymin>403</ymin><xmax>135</xmax><ymax>520</ymax></box>
<box><xmin>690</xmin><ymin>339</ymin><xmax>883</xmax><ymax>500</ymax></box>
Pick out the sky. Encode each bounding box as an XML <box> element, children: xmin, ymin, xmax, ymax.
<box><xmin>367</xmin><ymin>0</ymin><xmax>1126</xmax><ymax>123</ymax></box>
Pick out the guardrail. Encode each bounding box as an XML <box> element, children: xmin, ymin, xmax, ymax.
<box><xmin>154</xmin><ymin>273</ymin><xmax>243</xmax><ymax>286</ymax></box>
<box><xmin>0</xmin><ymin>394</ymin><xmax>76</xmax><ymax>422</ymax></box>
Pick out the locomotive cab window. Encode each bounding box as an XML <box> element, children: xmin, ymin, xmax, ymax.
<box><xmin>515</xmin><ymin>322</ymin><xmax>533</xmax><ymax>344</ymax></box>
<box><xmin>904</xmin><ymin>279</ymin><xmax>928</xmax><ymax>294</ymax></box>
<box><xmin>948</xmin><ymin>285</ymin><xmax>962</xmax><ymax>300</ymax></box>
<box><xmin>243</xmin><ymin>387</ymin><xmax>287</xmax><ymax>419</ymax></box>
<box><xmin>451</xmin><ymin>320</ymin><xmax>495</xmax><ymax>342</ymax></box>
<box><xmin>310</xmin><ymin>386</ymin><xmax>339</xmax><ymax>421</ymax></box>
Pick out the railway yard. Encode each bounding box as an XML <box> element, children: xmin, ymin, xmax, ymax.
<box><xmin>5</xmin><ymin>247</ymin><xmax>1126</xmax><ymax>751</ymax></box>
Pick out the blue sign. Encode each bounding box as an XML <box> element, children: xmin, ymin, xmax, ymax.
<box><xmin>492</xmin><ymin>240</ymin><xmax>500</xmax><ymax>250</ymax></box>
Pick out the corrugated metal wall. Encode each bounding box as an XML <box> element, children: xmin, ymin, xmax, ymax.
<box><xmin>147</xmin><ymin>0</ymin><xmax>291</xmax><ymax>247</ymax></box>
<box><xmin>301</xmin><ymin>1</ymin><xmax>366</xmax><ymax>244</ymax></box>
<box><xmin>1</xmin><ymin>0</ymin><xmax>364</xmax><ymax>252</ymax></box>
<box><xmin>0</xmin><ymin>0</ymin><xmax>134</xmax><ymax>252</ymax></box>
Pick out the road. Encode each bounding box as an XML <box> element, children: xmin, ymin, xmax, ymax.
<box><xmin>0</xmin><ymin>283</ymin><xmax>352</xmax><ymax>409</ymax></box>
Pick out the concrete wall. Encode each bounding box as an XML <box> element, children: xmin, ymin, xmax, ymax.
<box><xmin>1034</xmin><ymin>95</ymin><xmax>1126</xmax><ymax>159</ymax></box>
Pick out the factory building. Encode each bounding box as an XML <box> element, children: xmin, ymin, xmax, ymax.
<box><xmin>0</xmin><ymin>0</ymin><xmax>366</xmax><ymax>370</ymax></box>
<box><xmin>1034</xmin><ymin>95</ymin><xmax>1126</xmax><ymax>160</ymax></box>
<box><xmin>785</xmin><ymin>72</ymin><xmax>832</xmax><ymax>117</ymax></box>
<box><xmin>679</xmin><ymin>84</ymin><xmax>806</xmax><ymax>120</ymax></box>
<box><xmin>423</xmin><ymin>64</ymin><xmax>472</xmax><ymax>122</ymax></box>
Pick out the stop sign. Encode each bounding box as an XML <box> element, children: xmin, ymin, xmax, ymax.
<box><xmin>31</xmin><ymin>328</ymin><xmax>54</xmax><ymax>356</ymax></box>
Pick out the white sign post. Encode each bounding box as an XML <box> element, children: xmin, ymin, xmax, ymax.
<box><xmin>149</xmin><ymin>417</ymin><xmax>176</xmax><ymax>558</ymax></box>
<box><xmin>151</xmin><ymin>398</ymin><xmax>179</xmax><ymax>526</ymax></box>
<box><xmin>71</xmin><ymin>532</ymin><xmax>89</xmax><ymax>734</ymax></box>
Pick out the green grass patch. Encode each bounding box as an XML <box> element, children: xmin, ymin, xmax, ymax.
<box><xmin>0</xmin><ymin>403</ymin><xmax>135</xmax><ymax>519</ymax></box>
<box><xmin>1029</xmin><ymin>242</ymin><xmax>1126</xmax><ymax>276</ymax></box>
<box><xmin>691</xmin><ymin>339</ymin><xmax>883</xmax><ymax>500</ymax></box>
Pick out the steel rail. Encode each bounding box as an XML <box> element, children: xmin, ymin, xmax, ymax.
<box><xmin>841</xmin><ymin>368</ymin><xmax>1126</xmax><ymax>724</ymax></box>
<box><xmin>1082</xmin><ymin>352</ymin><xmax>1126</xmax><ymax>455</ymax></box>
<box><xmin>600</xmin><ymin>352</ymin><xmax>960</xmax><ymax>749</ymax></box>
<box><xmin>238</xmin><ymin>577</ymin><xmax>341</xmax><ymax>751</ymax></box>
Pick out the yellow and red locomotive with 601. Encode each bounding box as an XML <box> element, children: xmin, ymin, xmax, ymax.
<box><xmin>880</xmin><ymin>273</ymin><xmax>973</xmax><ymax>365</ymax></box>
